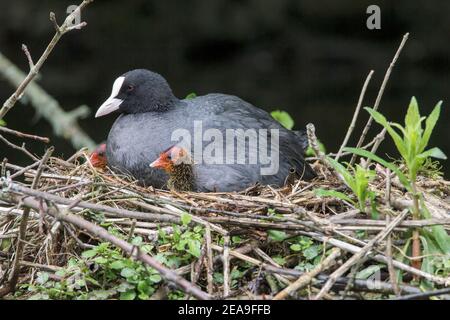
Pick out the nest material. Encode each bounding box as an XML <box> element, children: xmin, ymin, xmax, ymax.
<box><xmin>0</xmin><ymin>149</ymin><xmax>449</xmax><ymax>300</ymax></box>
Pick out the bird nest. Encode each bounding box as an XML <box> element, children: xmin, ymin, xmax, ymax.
<box><xmin>0</xmin><ymin>148</ymin><xmax>449</xmax><ymax>300</ymax></box>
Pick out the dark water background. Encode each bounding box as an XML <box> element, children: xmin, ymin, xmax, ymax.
<box><xmin>0</xmin><ymin>0</ymin><xmax>449</xmax><ymax>176</ymax></box>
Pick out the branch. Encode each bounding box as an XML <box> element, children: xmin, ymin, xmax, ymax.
<box><xmin>0</xmin><ymin>126</ymin><xmax>49</xmax><ymax>143</ymax></box>
<box><xmin>0</xmin><ymin>147</ymin><xmax>53</xmax><ymax>297</ymax></box>
<box><xmin>350</xmin><ymin>33</ymin><xmax>409</xmax><ymax>166</ymax></box>
<box><xmin>313</xmin><ymin>210</ymin><xmax>409</xmax><ymax>300</ymax></box>
<box><xmin>0</xmin><ymin>188</ymin><xmax>211</xmax><ymax>300</ymax></box>
<box><xmin>335</xmin><ymin>70</ymin><xmax>374</xmax><ymax>161</ymax></box>
<box><xmin>0</xmin><ymin>53</ymin><xmax>96</xmax><ymax>150</ymax></box>
<box><xmin>0</xmin><ymin>0</ymin><xmax>94</xmax><ymax>122</ymax></box>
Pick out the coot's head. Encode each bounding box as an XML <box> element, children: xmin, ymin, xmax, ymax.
<box><xmin>149</xmin><ymin>145</ymin><xmax>192</xmax><ymax>173</ymax></box>
<box><xmin>95</xmin><ymin>69</ymin><xmax>177</xmax><ymax>117</ymax></box>
<box><xmin>89</xmin><ymin>143</ymin><xmax>107</xmax><ymax>169</ymax></box>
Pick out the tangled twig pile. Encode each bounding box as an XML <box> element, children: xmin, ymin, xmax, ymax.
<box><xmin>0</xmin><ymin>150</ymin><xmax>448</xmax><ymax>300</ymax></box>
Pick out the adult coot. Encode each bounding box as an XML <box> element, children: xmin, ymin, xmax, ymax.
<box><xmin>96</xmin><ymin>69</ymin><xmax>315</xmax><ymax>191</ymax></box>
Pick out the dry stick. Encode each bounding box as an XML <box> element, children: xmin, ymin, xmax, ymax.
<box><xmin>205</xmin><ymin>224</ymin><xmax>214</xmax><ymax>295</ymax></box>
<box><xmin>350</xmin><ymin>33</ymin><xmax>409</xmax><ymax>166</ymax></box>
<box><xmin>273</xmin><ymin>248</ymin><xmax>341</xmax><ymax>300</ymax></box>
<box><xmin>0</xmin><ymin>126</ymin><xmax>49</xmax><ymax>143</ymax></box>
<box><xmin>210</xmin><ymin>243</ymin><xmax>418</xmax><ymax>295</ymax></box>
<box><xmin>299</xmin><ymin>230</ymin><xmax>448</xmax><ymax>286</ymax></box>
<box><xmin>4</xmin><ymin>183</ymin><xmax>182</xmax><ymax>225</ymax></box>
<box><xmin>0</xmin><ymin>134</ymin><xmax>39</xmax><ymax>161</ymax></box>
<box><xmin>223</xmin><ymin>235</ymin><xmax>231</xmax><ymax>297</ymax></box>
<box><xmin>385</xmin><ymin>215</ymin><xmax>401</xmax><ymax>296</ymax></box>
<box><xmin>0</xmin><ymin>147</ymin><xmax>53</xmax><ymax>297</ymax></box>
<box><xmin>335</xmin><ymin>70</ymin><xmax>374</xmax><ymax>161</ymax></box>
<box><xmin>313</xmin><ymin>209</ymin><xmax>409</xmax><ymax>300</ymax></box>
<box><xmin>1</xmin><ymin>193</ymin><xmax>211</xmax><ymax>300</ymax></box>
<box><xmin>0</xmin><ymin>0</ymin><xmax>93</xmax><ymax>121</ymax></box>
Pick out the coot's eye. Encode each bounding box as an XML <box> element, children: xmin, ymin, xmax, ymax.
<box><xmin>127</xmin><ymin>84</ymin><xmax>134</xmax><ymax>92</ymax></box>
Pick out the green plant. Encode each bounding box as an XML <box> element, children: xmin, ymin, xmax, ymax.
<box><xmin>345</xmin><ymin>97</ymin><xmax>446</xmax><ymax>192</ymax></box>
<box><xmin>185</xmin><ymin>92</ymin><xmax>197</xmax><ymax>99</ymax></box>
<box><xmin>271</xmin><ymin>110</ymin><xmax>294</xmax><ymax>130</ymax></box>
<box><xmin>315</xmin><ymin>158</ymin><xmax>377</xmax><ymax>216</ymax></box>
<box><xmin>25</xmin><ymin>240</ymin><xmax>161</xmax><ymax>300</ymax></box>
<box><xmin>345</xmin><ymin>97</ymin><xmax>449</xmax><ymax>281</ymax></box>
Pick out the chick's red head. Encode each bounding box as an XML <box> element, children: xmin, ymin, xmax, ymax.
<box><xmin>89</xmin><ymin>143</ymin><xmax>107</xmax><ymax>169</ymax></box>
<box><xmin>149</xmin><ymin>145</ymin><xmax>189</xmax><ymax>173</ymax></box>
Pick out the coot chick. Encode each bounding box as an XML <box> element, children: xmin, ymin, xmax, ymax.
<box><xmin>96</xmin><ymin>69</ymin><xmax>315</xmax><ymax>191</ymax></box>
<box><xmin>149</xmin><ymin>145</ymin><xmax>195</xmax><ymax>192</ymax></box>
<box><xmin>89</xmin><ymin>143</ymin><xmax>107</xmax><ymax>169</ymax></box>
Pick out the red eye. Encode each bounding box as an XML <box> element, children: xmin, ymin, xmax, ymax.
<box><xmin>127</xmin><ymin>85</ymin><xmax>134</xmax><ymax>92</ymax></box>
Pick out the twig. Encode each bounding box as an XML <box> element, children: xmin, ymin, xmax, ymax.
<box><xmin>313</xmin><ymin>209</ymin><xmax>409</xmax><ymax>300</ymax></box>
<box><xmin>21</xmin><ymin>44</ymin><xmax>35</xmax><ymax>70</ymax></box>
<box><xmin>273</xmin><ymin>248</ymin><xmax>341</xmax><ymax>300</ymax></box>
<box><xmin>0</xmin><ymin>147</ymin><xmax>53</xmax><ymax>297</ymax></box>
<box><xmin>350</xmin><ymin>33</ymin><xmax>409</xmax><ymax>166</ymax></box>
<box><xmin>390</xmin><ymin>287</ymin><xmax>450</xmax><ymax>300</ymax></box>
<box><xmin>1</xmin><ymin>192</ymin><xmax>211</xmax><ymax>300</ymax></box>
<box><xmin>335</xmin><ymin>70</ymin><xmax>374</xmax><ymax>161</ymax></box>
<box><xmin>0</xmin><ymin>134</ymin><xmax>39</xmax><ymax>161</ymax></box>
<box><xmin>385</xmin><ymin>214</ymin><xmax>401</xmax><ymax>296</ymax></box>
<box><xmin>223</xmin><ymin>235</ymin><xmax>231</xmax><ymax>297</ymax></box>
<box><xmin>205</xmin><ymin>224</ymin><xmax>214</xmax><ymax>295</ymax></box>
<box><xmin>0</xmin><ymin>0</ymin><xmax>93</xmax><ymax>121</ymax></box>
<box><xmin>0</xmin><ymin>126</ymin><xmax>49</xmax><ymax>143</ymax></box>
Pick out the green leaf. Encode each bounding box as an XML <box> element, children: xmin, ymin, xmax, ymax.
<box><xmin>267</xmin><ymin>230</ymin><xmax>288</xmax><ymax>242</ymax></box>
<box><xmin>131</xmin><ymin>236</ymin><xmax>143</xmax><ymax>246</ymax></box>
<box><xmin>418</xmin><ymin>147</ymin><xmax>447</xmax><ymax>160</ymax></box>
<box><xmin>420</xmin><ymin>101</ymin><xmax>442</xmax><ymax>153</ymax></box>
<box><xmin>272</xmin><ymin>256</ymin><xmax>286</xmax><ymax>266</ymax></box>
<box><xmin>405</xmin><ymin>97</ymin><xmax>421</xmax><ymax>134</ymax></box>
<box><xmin>314</xmin><ymin>188</ymin><xmax>354</xmax><ymax>205</ymax></box>
<box><xmin>36</xmin><ymin>272</ymin><xmax>49</xmax><ymax>285</ymax></box>
<box><xmin>120</xmin><ymin>290</ymin><xmax>136</xmax><ymax>300</ymax></box>
<box><xmin>303</xmin><ymin>245</ymin><xmax>320</xmax><ymax>260</ymax></box>
<box><xmin>185</xmin><ymin>92</ymin><xmax>197</xmax><ymax>99</ymax></box>
<box><xmin>94</xmin><ymin>256</ymin><xmax>108</xmax><ymax>264</ymax></box>
<box><xmin>180</xmin><ymin>212</ymin><xmax>192</xmax><ymax>226</ymax></box>
<box><xmin>290</xmin><ymin>244</ymin><xmax>302</xmax><ymax>252</ymax></box>
<box><xmin>271</xmin><ymin>110</ymin><xmax>294</xmax><ymax>130</ymax></box>
<box><xmin>0</xmin><ymin>119</ymin><xmax>5</xmax><ymax>126</ymax></box>
<box><xmin>187</xmin><ymin>239</ymin><xmax>201</xmax><ymax>258</ymax></box>
<box><xmin>356</xmin><ymin>265</ymin><xmax>381</xmax><ymax>279</ymax></box>
<box><xmin>149</xmin><ymin>274</ymin><xmax>162</xmax><ymax>283</ymax></box>
<box><xmin>120</xmin><ymin>268</ymin><xmax>136</xmax><ymax>278</ymax></box>
<box><xmin>326</xmin><ymin>157</ymin><xmax>355</xmax><ymax>188</ymax></box>
<box><xmin>365</xmin><ymin>107</ymin><xmax>407</xmax><ymax>158</ymax></box>
<box><xmin>81</xmin><ymin>249</ymin><xmax>97</xmax><ymax>259</ymax></box>
<box><xmin>343</xmin><ymin>147</ymin><xmax>411</xmax><ymax>191</ymax></box>
<box><xmin>110</xmin><ymin>260</ymin><xmax>126</xmax><ymax>270</ymax></box>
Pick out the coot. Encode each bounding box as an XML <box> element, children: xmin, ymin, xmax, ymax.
<box><xmin>96</xmin><ymin>69</ymin><xmax>315</xmax><ymax>191</ymax></box>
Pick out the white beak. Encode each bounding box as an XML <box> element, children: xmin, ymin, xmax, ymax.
<box><xmin>95</xmin><ymin>76</ymin><xmax>125</xmax><ymax>118</ymax></box>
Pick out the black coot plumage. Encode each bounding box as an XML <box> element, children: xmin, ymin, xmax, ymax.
<box><xmin>96</xmin><ymin>69</ymin><xmax>315</xmax><ymax>192</ymax></box>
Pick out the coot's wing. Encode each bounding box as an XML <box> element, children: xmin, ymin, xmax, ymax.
<box><xmin>188</xmin><ymin>94</ymin><xmax>316</xmax><ymax>183</ymax></box>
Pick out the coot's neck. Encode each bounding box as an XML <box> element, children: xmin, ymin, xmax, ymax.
<box><xmin>168</xmin><ymin>163</ymin><xmax>195</xmax><ymax>191</ymax></box>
